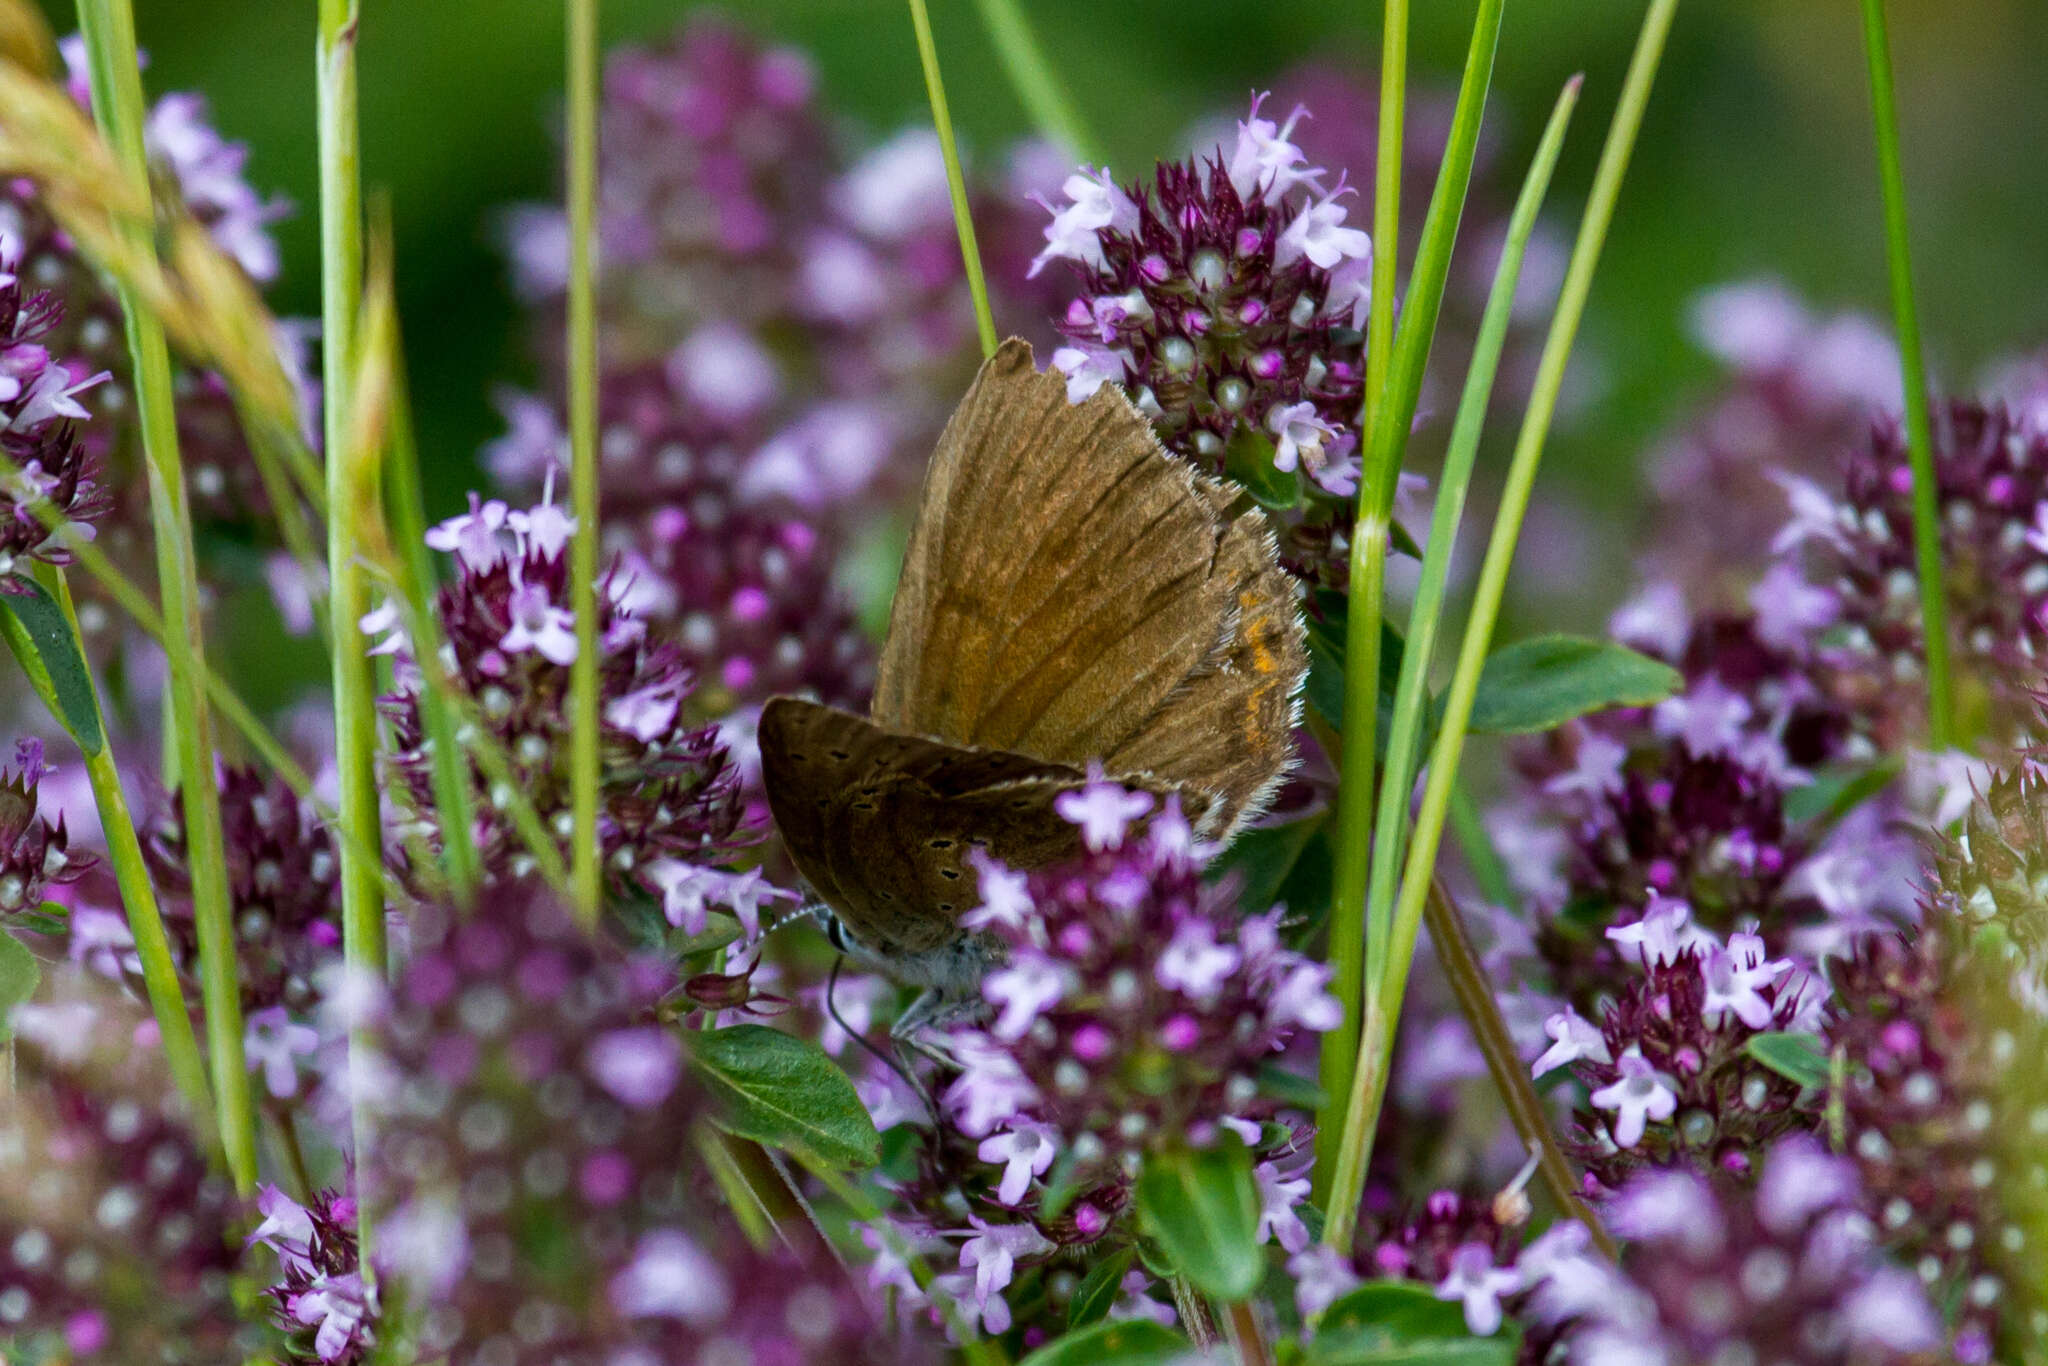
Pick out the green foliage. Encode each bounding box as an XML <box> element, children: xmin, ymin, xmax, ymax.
<box><xmin>1744</xmin><ymin>1030</ymin><xmax>1831</xmax><ymax>1091</ymax></box>
<box><xmin>1308</xmin><ymin>1280</ymin><xmax>1518</xmax><ymax>1366</ymax></box>
<box><xmin>681</xmin><ymin>1023</ymin><xmax>881</xmax><ymax>1168</ymax></box>
<box><xmin>1466</xmin><ymin>634</ymin><xmax>1681</xmax><ymax>735</ymax></box>
<box><xmin>1134</xmin><ymin>1137</ymin><xmax>1264</xmax><ymax>1301</ymax></box>
<box><xmin>0</xmin><ymin>576</ymin><xmax>105</xmax><ymax>754</ymax></box>
<box><xmin>0</xmin><ymin>933</ymin><xmax>40</xmax><ymax>1040</ymax></box>
<box><xmin>1017</xmin><ymin>1318</ymin><xmax>1189</xmax><ymax>1366</ymax></box>
<box><xmin>1066</xmin><ymin>1246</ymin><xmax>1136</xmax><ymax>1330</ymax></box>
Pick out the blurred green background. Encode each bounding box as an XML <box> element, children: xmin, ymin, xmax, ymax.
<box><xmin>39</xmin><ymin>0</ymin><xmax>2048</xmax><ymax>532</ymax></box>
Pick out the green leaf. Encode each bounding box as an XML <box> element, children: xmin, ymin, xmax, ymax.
<box><xmin>1309</xmin><ymin>1281</ymin><xmax>1517</xmax><ymax>1366</ymax></box>
<box><xmin>0</xmin><ymin>932</ymin><xmax>41</xmax><ymax>1040</ymax></box>
<box><xmin>1134</xmin><ymin>1137</ymin><xmax>1263</xmax><ymax>1300</ymax></box>
<box><xmin>681</xmin><ymin>1024</ymin><xmax>880</xmax><ymax>1168</ymax></box>
<box><xmin>1782</xmin><ymin>758</ymin><xmax>1901</xmax><ymax>829</ymax></box>
<box><xmin>1254</xmin><ymin>1060</ymin><xmax>1326</xmax><ymax>1112</ymax></box>
<box><xmin>1743</xmin><ymin>1031</ymin><xmax>1830</xmax><ymax>1091</ymax></box>
<box><xmin>1466</xmin><ymin>634</ymin><xmax>1681</xmax><ymax>736</ymax></box>
<box><xmin>0</xmin><ymin>576</ymin><xmax>103</xmax><ymax>754</ymax></box>
<box><xmin>1209</xmin><ymin>812</ymin><xmax>1325</xmax><ymax>911</ymax></box>
<box><xmin>1224</xmin><ymin>428</ymin><xmax>1302</xmax><ymax>511</ymax></box>
<box><xmin>1018</xmin><ymin>1318</ymin><xmax>1188</xmax><ymax>1366</ymax></box>
<box><xmin>1305</xmin><ymin>593</ymin><xmax>1412</xmax><ymax>757</ymax></box>
<box><xmin>1066</xmin><ymin>1246</ymin><xmax>1136</xmax><ymax>1330</ymax></box>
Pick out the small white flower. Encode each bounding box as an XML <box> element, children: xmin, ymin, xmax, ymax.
<box><xmin>984</xmin><ymin>951</ymin><xmax>1068</xmax><ymax>1041</ymax></box>
<box><xmin>1050</xmin><ymin>343</ymin><xmax>1130</xmax><ymax>404</ymax></box>
<box><xmin>1030</xmin><ymin>168</ymin><xmax>1140</xmax><ymax>277</ymax></box>
<box><xmin>1266</xmin><ymin>400</ymin><xmax>1341</xmax><ymax>476</ymax></box>
<box><xmin>499</xmin><ymin>577</ymin><xmax>578</xmax><ymax>665</ymax></box>
<box><xmin>1590</xmin><ymin>1045</ymin><xmax>1679</xmax><ymax>1148</ymax></box>
<box><xmin>1226</xmin><ymin>94</ymin><xmax>1324</xmax><ymax>205</ymax></box>
<box><xmin>1275</xmin><ymin>190</ymin><xmax>1371</xmax><ymax>271</ymax></box>
<box><xmin>1531</xmin><ymin>1005</ymin><xmax>1610</xmax><ymax>1077</ymax></box>
<box><xmin>978</xmin><ymin>1124</ymin><xmax>1057</xmax><ymax>1205</ymax></box>
<box><xmin>1054</xmin><ymin>772</ymin><xmax>1153</xmax><ymax>850</ymax></box>
<box><xmin>1435</xmin><ymin>1242</ymin><xmax>1522</xmax><ymax>1336</ymax></box>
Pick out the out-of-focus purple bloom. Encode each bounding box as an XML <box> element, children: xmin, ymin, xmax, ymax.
<box><xmin>0</xmin><ymin>737</ymin><xmax>92</xmax><ymax>920</ymax></box>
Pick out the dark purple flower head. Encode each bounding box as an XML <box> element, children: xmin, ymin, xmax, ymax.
<box><xmin>1778</xmin><ymin>399</ymin><xmax>2048</xmax><ymax>750</ymax></box>
<box><xmin>384</xmin><ymin>489</ymin><xmax>754</xmax><ymax>908</ymax></box>
<box><xmin>0</xmin><ymin>971</ymin><xmax>243</xmax><ymax>1358</ymax></box>
<box><xmin>0</xmin><ymin>736</ymin><xmax>91</xmax><ymax>920</ymax></box>
<box><xmin>1532</xmin><ymin>904</ymin><xmax>1820</xmax><ymax>1193</ymax></box>
<box><xmin>1036</xmin><ymin>98</ymin><xmax>1367</xmax><ymax>582</ymax></box>
<box><xmin>1826</xmin><ymin>900</ymin><xmax>2048</xmax><ymax>1361</ymax></box>
<box><xmin>1543</xmin><ymin>1137</ymin><xmax>1941</xmax><ymax>1365</ymax></box>
<box><xmin>251</xmin><ymin>1183</ymin><xmax>376</xmax><ymax>1365</ymax></box>
<box><xmin>362</xmin><ymin>882</ymin><xmax>925</xmax><ymax>1364</ymax></box>
<box><xmin>940</xmin><ymin>784</ymin><xmax>1340</xmax><ymax>1177</ymax></box>
<box><xmin>143</xmin><ymin>764</ymin><xmax>341</xmax><ymax>1018</ymax></box>
<box><xmin>0</xmin><ymin>236</ymin><xmax>110</xmax><ymax>572</ymax></box>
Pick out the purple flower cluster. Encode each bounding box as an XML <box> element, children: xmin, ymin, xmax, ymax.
<box><xmin>251</xmin><ymin>1184</ymin><xmax>376</xmax><ymax>1365</ymax></box>
<box><xmin>1773</xmin><ymin>399</ymin><xmax>2048</xmax><ymax>751</ymax></box>
<box><xmin>0</xmin><ymin>233</ymin><xmax>108</xmax><ymax>573</ymax></box>
<box><xmin>384</xmin><ymin>489</ymin><xmax>759</xmax><ymax>921</ymax></box>
<box><xmin>0</xmin><ymin>973</ymin><xmax>244</xmax><ymax>1359</ymax></box>
<box><xmin>1034</xmin><ymin>97</ymin><xmax>1367</xmax><ymax>582</ymax></box>
<box><xmin>942</xmin><ymin>783</ymin><xmax>1340</xmax><ymax>1167</ymax></box>
<box><xmin>1537</xmin><ymin>1138</ymin><xmax>1940</xmax><ymax>1365</ymax></box>
<box><xmin>0</xmin><ymin>738</ymin><xmax>90</xmax><ymax>921</ymax></box>
<box><xmin>1531</xmin><ymin>898</ymin><xmax>1820</xmax><ymax>1191</ymax></box>
<box><xmin>1824</xmin><ymin>904</ymin><xmax>2048</xmax><ymax>1359</ymax></box>
<box><xmin>361</xmin><ymin>883</ymin><xmax>922</xmax><ymax>1364</ymax></box>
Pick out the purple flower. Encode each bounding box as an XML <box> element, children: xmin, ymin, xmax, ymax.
<box><xmin>978</xmin><ymin>1124</ymin><xmax>1057</xmax><ymax>1206</ymax></box>
<box><xmin>1253</xmin><ymin>1158</ymin><xmax>1312</xmax><ymax>1254</ymax></box>
<box><xmin>608</xmin><ymin>1229</ymin><xmax>730</xmax><ymax>1324</ymax></box>
<box><xmin>1531</xmin><ymin>1005</ymin><xmax>1610</xmax><ymax>1077</ymax></box>
<box><xmin>1434</xmin><ymin>1242</ymin><xmax>1522</xmax><ymax>1336</ymax></box>
<box><xmin>1054</xmin><ymin>773</ymin><xmax>1154</xmax><ymax>850</ymax></box>
<box><xmin>1589</xmin><ymin>1046</ymin><xmax>1679</xmax><ymax>1148</ymax></box>
<box><xmin>984</xmin><ymin>950</ymin><xmax>1069</xmax><ymax>1040</ymax></box>
<box><xmin>584</xmin><ymin>1026</ymin><xmax>685</xmax><ymax>1108</ymax></box>
<box><xmin>245</xmin><ymin>1005</ymin><xmax>321</xmax><ymax>1098</ymax></box>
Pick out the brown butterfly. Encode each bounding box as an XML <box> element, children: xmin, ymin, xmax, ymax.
<box><xmin>760</xmin><ymin>338</ymin><xmax>1307</xmax><ymax>997</ymax></box>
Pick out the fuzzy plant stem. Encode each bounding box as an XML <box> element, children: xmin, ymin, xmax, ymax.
<box><xmin>968</xmin><ymin>0</ymin><xmax>1098</xmax><ymax>161</ymax></box>
<box><xmin>908</xmin><ymin>0</ymin><xmax>997</xmax><ymax>358</ymax></box>
<box><xmin>317</xmin><ymin>0</ymin><xmax>387</xmax><ymax>1266</ymax></box>
<box><xmin>1327</xmin><ymin>0</ymin><xmax>1680</xmax><ymax>1250</ymax></box>
<box><xmin>565</xmin><ymin>0</ymin><xmax>604</xmax><ymax>921</ymax></box>
<box><xmin>1858</xmin><ymin>0</ymin><xmax>1952</xmax><ymax>750</ymax></box>
<box><xmin>1318</xmin><ymin>0</ymin><xmax>1502</xmax><ymax>1191</ymax></box>
<box><xmin>73</xmin><ymin>0</ymin><xmax>258</xmax><ymax>1195</ymax></box>
<box><xmin>21</xmin><ymin>565</ymin><xmax>218</xmax><ymax>1145</ymax></box>
<box><xmin>1317</xmin><ymin>0</ymin><xmax>1408</xmax><ymax>1189</ymax></box>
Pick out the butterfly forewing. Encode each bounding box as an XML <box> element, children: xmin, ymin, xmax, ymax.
<box><xmin>871</xmin><ymin>338</ymin><xmax>1305</xmax><ymax>835</ymax></box>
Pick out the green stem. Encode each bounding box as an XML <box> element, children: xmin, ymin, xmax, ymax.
<box><xmin>318</xmin><ymin>0</ymin><xmax>384</xmax><ymax>1261</ymax></box>
<box><xmin>967</xmin><ymin>0</ymin><xmax>1098</xmax><ymax>161</ymax></box>
<box><xmin>565</xmin><ymin>0</ymin><xmax>603</xmax><ymax>922</ymax></box>
<box><xmin>1224</xmin><ymin>1299</ymin><xmax>1275</xmax><ymax>1366</ymax></box>
<box><xmin>1317</xmin><ymin>0</ymin><xmax>1407</xmax><ymax>1191</ymax></box>
<box><xmin>1422</xmin><ymin>876</ymin><xmax>1616</xmax><ymax>1260</ymax></box>
<box><xmin>907</xmin><ymin>0</ymin><xmax>997</xmax><ymax>359</ymax></box>
<box><xmin>27</xmin><ymin>566</ymin><xmax>217</xmax><ymax>1147</ymax></box>
<box><xmin>1325</xmin><ymin>66</ymin><xmax>1577</xmax><ymax>1227</ymax></box>
<box><xmin>1447</xmin><ymin>780</ymin><xmax>1516</xmax><ymax>911</ymax></box>
<box><xmin>74</xmin><ymin>0</ymin><xmax>257</xmax><ymax>1196</ymax></box>
<box><xmin>382</xmin><ymin>319</ymin><xmax>481</xmax><ymax>904</ymax></box>
<box><xmin>1858</xmin><ymin>0</ymin><xmax>1952</xmax><ymax>750</ymax></box>
<box><xmin>1329</xmin><ymin>0</ymin><xmax>1680</xmax><ymax>1246</ymax></box>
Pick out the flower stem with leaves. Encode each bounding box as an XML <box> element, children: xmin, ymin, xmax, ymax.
<box><xmin>73</xmin><ymin>0</ymin><xmax>258</xmax><ymax>1195</ymax></box>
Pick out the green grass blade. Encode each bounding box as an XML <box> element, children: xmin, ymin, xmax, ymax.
<box><xmin>968</xmin><ymin>0</ymin><xmax>1098</xmax><ymax>161</ymax></box>
<box><xmin>1322</xmin><ymin>71</ymin><xmax>1581</xmax><ymax>1243</ymax></box>
<box><xmin>1333</xmin><ymin>0</ymin><xmax>1681</xmax><ymax>1240</ymax></box>
<box><xmin>1858</xmin><ymin>0</ymin><xmax>1952</xmax><ymax>749</ymax></box>
<box><xmin>74</xmin><ymin>0</ymin><xmax>258</xmax><ymax>1195</ymax></box>
<box><xmin>566</xmin><ymin>0</ymin><xmax>603</xmax><ymax>921</ymax></box>
<box><xmin>1318</xmin><ymin>0</ymin><xmax>1502</xmax><ymax>1192</ymax></box>
<box><xmin>908</xmin><ymin>0</ymin><xmax>997</xmax><ymax>359</ymax></box>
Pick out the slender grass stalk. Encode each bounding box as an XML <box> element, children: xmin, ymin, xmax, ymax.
<box><xmin>1224</xmin><ymin>1300</ymin><xmax>1275</xmax><ymax>1366</ymax></box>
<box><xmin>1423</xmin><ymin>875</ymin><xmax>1616</xmax><ymax>1259</ymax></box>
<box><xmin>1323</xmin><ymin>66</ymin><xmax>1575</xmax><ymax>1220</ymax></box>
<box><xmin>1858</xmin><ymin>0</ymin><xmax>1952</xmax><ymax>750</ymax></box>
<box><xmin>967</xmin><ymin>0</ymin><xmax>1098</xmax><ymax>161</ymax></box>
<box><xmin>317</xmin><ymin>0</ymin><xmax>386</xmax><ymax>1268</ymax></box>
<box><xmin>381</xmin><ymin>326</ymin><xmax>482</xmax><ymax>905</ymax></box>
<box><xmin>1325</xmin><ymin>0</ymin><xmax>1680</xmax><ymax>1249</ymax></box>
<box><xmin>73</xmin><ymin>0</ymin><xmax>257</xmax><ymax>1195</ymax></box>
<box><xmin>696</xmin><ymin>1125</ymin><xmax>778</xmax><ymax>1253</ymax></box>
<box><xmin>1447</xmin><ymin>780</ymin><xmax>1516</xmax><ymax>910</ymax></box>
<box><xmin>565</xmin><ymin>0</ymin><xmax>603</xmax><ymax>922</ymax></box>
<box><xmin>14</xmin><ymin>565</ymin><xmax>217</xmax><ymax>1142</ymax></box>
<box><xmin>908</xmin><ymin>0</ymin><xmax>997</xmax><ymax>359</ymax></box>
<box><xmin>1317</xmin><ymin>0</ymin><xmax>1502</xmax><ymax>1190</ymax></box>
<box><xmin>1362</xmin><ymin>0</ymin><xmax>1406</xmax><ymax>426</ymax></box>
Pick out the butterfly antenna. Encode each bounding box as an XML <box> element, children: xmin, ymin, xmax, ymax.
<box><xmin>824</xmin><ymin>954</ymin><xmax>924</xmax><ymax>1101</ymax></box>
<box><xmin>766</xmin><ymin>897</ymin><xmax>833</xmax><ymax>937</ymax></box>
